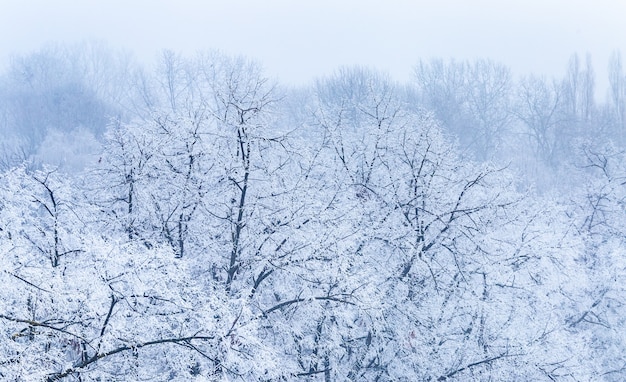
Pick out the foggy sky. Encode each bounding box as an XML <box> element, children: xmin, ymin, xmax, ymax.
<box><xmin>1</xmin><ymin>0</ymin><xmax>625</xmax><ymax>93</ymax></box>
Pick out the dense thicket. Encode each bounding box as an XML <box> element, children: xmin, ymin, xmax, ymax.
<box><xmin>1</xmin><ymin>44</ymin><xmax>626</xmax><ymax>381</ymax></box>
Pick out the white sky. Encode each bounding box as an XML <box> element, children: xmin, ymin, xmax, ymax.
<box><xmin>1</xmin><ymin>0</ymin><xmax>625</xmax><ymax>93</ymax></box>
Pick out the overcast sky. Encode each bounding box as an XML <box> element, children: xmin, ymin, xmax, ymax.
<box><xmin>1</xmin><ymin>0</ymin><xmax>625</xmax><ymax>93</ymax></box>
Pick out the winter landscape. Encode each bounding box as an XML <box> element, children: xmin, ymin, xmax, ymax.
<box><xmin>2</xmin><ymin>2</ymin><xmax>626</xmax><ymax>381</ymax></box>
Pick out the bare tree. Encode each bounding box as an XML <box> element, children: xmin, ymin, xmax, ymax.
<box><xmin>414</xmin><ymin>59</ymin><xmax>514</xmax><ymax>160</ymax></box>
<box><xmin>608</xmin><ymin>51</ymin><xmax>626</xmax><ymax>140</ymax></box>
<box><xmin>514</xmin><ymin>75</ymin><xmax>567</xmax><ymax>167</ymax></box>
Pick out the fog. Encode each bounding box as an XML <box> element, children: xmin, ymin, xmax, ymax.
<box><xmin>1</xmin><ymin>0</ymin><xmax>624</xmax><ymax>89</ymax></box>
<box><xmin>1</xmin><ymin>1</ymin><xmax>625</xmax><ymax>183</ymax></box>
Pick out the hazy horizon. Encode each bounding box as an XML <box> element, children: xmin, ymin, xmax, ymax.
<box><xmin>1</xmin><ymin>0</ymin><xmax>625</xmax><ymax>95</ymax></box>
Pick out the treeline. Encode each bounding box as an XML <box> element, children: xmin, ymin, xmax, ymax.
<box><xmin>0</xmin><ymin>43</ymin><xmax>626</xmax><ymax>381</ymax></box>
<box><xmin>2</xmin><ymin>43</ymin><xmax>626</xmax><ymax>190</ymax></box>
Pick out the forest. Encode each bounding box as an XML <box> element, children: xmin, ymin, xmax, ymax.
<box><xmin>1</xmin><ymin>42</ymin><xmax>626</xmax><ymax>381</ymax></box>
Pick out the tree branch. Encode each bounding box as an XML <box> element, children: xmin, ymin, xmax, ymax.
<box><xmin>46</xmin><ymin>334</ymin><xmax>216</xmax><ymax>381</ymax></box>
<box><xmin>437</xmin><ymin>353</ymin><xmax>510</xmax><ymax>380</ymax></box>
<box><xmin>262</xmin><ymin>296</ymin><xmax>355</xmax><ymax>316</ymax></box>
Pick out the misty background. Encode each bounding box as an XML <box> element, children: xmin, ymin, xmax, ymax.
<box><xmin>1</xmin><ymin>0</ymin><xmax>624</xmax><ymax>87</ymax></box>
<box><xmin>1</xmin><ymin>0</ymin><xmax>625</xmax><ymax>191</ymax></box>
